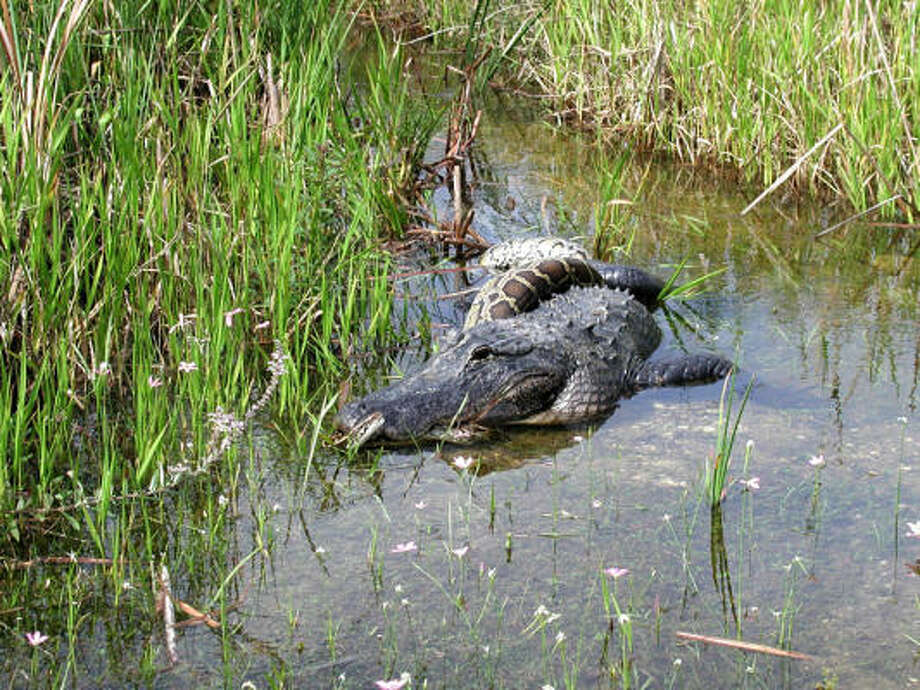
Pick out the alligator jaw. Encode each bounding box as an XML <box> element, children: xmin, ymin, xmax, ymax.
<box><xmin>341</xmin><ymin>413</ymin><xmax>491</xmax><ymax>448</ymax></box>
<box><xmin>342</xmin><ymin>411</ymin><xmax>386</xmax><ymax>449</ymax></box>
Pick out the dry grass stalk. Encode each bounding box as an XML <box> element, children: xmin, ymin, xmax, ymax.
<box><xmin>675</xmin><ymin>631</ymin><xmax>813</xmax><ymax>661</ymax></box>
<box><xmin>0</xmin><ymin>0</ymin><xmax>21</xmax><ymax>85</ymax></box>
<box><xmin>741</xmin><ymin>124</ymin><xmax>844</xmax><ymax>216</ymax></box>
<box><xmin>32</xmin><ymin>0</ymin><xmax>91</xmax><ymax>161</ymax></box>
<box><xmin>260</xmin><ymin>51</ymin><xmax>287</xmax><ymax>146</ymax></box>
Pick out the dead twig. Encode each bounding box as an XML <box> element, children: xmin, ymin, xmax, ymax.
<box><xmin>675</xmin><ymin>631</ymin><xmax>813</xmax><ymax>661</ymax></box>
<box><xmin>436</xmin><ymin>287</ymin><xmax>480</xmax><ymax>301</ymax></box>
<box><xmin>174</xmin><ymin>599</ymin><xmax>221</xmax><ymax>630</ymax></box>
<box><xmin>405</xmin><ymin>227</ymin><xmax>489</xmax><ymax>252</ymax></box>
<box><xmin>442</xmin><ymin>49</ymin><xmax>491</xmax><ymax>250</ymax></box>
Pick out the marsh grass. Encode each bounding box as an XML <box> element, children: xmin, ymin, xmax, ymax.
<box><xmin>0</xmin><ymin>1</ymin><xmax>439</xmax><ymax>524</ymax></box>
<box><xmin>0</xmin><ymin>0</ymin><xmax>443</xmax><ymax>682</ymax></box>
<box><xmin>777</xmin><ymin>556</ymin><xmax>808</xmax><ymax>654</ymax></box>
<box><xmin>658</xmin><ymin>259</ymin><xmax>729</xmax><ymax>302</ymax></box>
<box><xmin>591</xmin><ymin>152</ymin><xmax>639</xmax><ymax>260</ymax></box>
<box><xmin>385</xmin><ymin>0</ymin><xmax>920</xmax><ymax>221</ymax></box>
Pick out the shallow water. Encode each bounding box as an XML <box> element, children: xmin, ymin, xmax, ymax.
<box><xmin>209</xmin><ymin>108</ymin><xmax>918</xmax><ymax>688</ymax></box>
<box><xmin>5</xmin><ymin>101</ymin><xmax>918</xmax><ymax>688</ymax></box>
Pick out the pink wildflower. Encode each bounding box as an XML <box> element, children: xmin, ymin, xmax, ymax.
<box><xmin>375</xmin><ymin>674</ymin><xmax>410</xmax><ymax>690</ymax></box>
<box><xmin>452</xmin><ymin>456</ymin><xmax>474</xmax><ymax>470</ymax></box>
<box><xmin>808</xmin><ymin>454</ymin><xmax>825</xmax><ymax>468</ymax></box>
<box><xmin>390</xmin><ymin>541</ymin><xmax>417</xmax><ymax>554</ymax></box>
<box><xmin>224</xmin><ymin>308</ymin><xmax>244</xmax><ymax>327</ymax></box>
<box><xmin>25</xmin><ymin>631</ymin><xmax>48</xmax><ymax>647</ymax></box>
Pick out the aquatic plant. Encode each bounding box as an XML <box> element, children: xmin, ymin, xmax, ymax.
<box><xmin>657</xmin><ymin>257</ymin><xmax>728</xmax><ymax>302</ymax></box>
<box><xmin>600</xmin><ymin>565</ymin><xmax>636</xmax><ymax>687</ymax></box>
<box><xmin>705</xmin><ymin>372</ymin><xmax>754</xmax><ymax>508</ymax></box>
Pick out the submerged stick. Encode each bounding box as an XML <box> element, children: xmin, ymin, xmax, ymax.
<box><xmin>175</xmin><ymin>600</ymin><xmax>221</xmax><ymax>630</ymax></box>
<box><xmin>389</xmin><ymin>265</ymin><xmax>480</xmax><ymax>281</ymax></box>
<box><xmin>814</xmin><ymin>194</ymin><xmax>901</xmax><ymax>238</ymax></box>
<box><xmin>675</xmin><ymin>631</ymin><xmax>812</xmax><ymax>661</ymax></box>
<box><xmin>160</xmin><ymin>564</ymin><xmax>178</xmax><ymax>665</ymax></box>
<box><xmin>6</xmin><ymin>555</ymin><xmax>124</xmax><ymax>569</ymax></box>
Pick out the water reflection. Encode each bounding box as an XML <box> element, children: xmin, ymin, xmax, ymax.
<box><xmin>709</xmin><ymin>504</ymin><xmax>738</xmax><ymax>632</ymax></box>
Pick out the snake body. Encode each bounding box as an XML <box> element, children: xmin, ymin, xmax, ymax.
<box><xmin>464</xmin><ymin>256</ymin><xmax>603</xmax><ymax>329</ymax></box>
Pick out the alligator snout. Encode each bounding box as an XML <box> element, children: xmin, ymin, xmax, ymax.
<box><xmin>335</xmin><ymin>402</ymin><xmax>386</xmax><ymax>446</ymax></box>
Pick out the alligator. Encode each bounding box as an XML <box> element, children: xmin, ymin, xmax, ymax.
<box><xmin>335</xmin><ymin>239</ymin><xmax>733</xmax><ymax>447</ymax></box>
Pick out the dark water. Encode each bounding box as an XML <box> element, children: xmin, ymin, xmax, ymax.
<box><xmin>8</xmin><ymin>103</ymin><xmax>917</xmax><ymax>689</ymax></box>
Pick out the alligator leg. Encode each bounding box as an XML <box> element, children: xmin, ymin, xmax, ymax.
<box><xmin>631</xmin><ymin>353</ymin><xmax>734</xmax><ymax>390</ymax></box>
<box><xmin>590</xmin><ymin>262</ymin><xmax>665</xmax><ymax>309</ymax></box>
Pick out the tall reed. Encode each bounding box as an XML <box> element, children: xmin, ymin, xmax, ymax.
<box><xmin>0</xmin><ymin>0</ymin><xmax>439</xmax><ymax>539</ymax></box>
<box><xmin>391</xmin><ymin>0</ymin><xmax>920</xmax><ymax>219</ymax></box>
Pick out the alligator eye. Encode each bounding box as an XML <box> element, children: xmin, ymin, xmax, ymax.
<box><xmin>467</xmin><ymin>345</ymin><xmax>492</xmax><ymax>364</ymax></box>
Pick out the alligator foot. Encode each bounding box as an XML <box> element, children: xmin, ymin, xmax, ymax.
<box><xmin>633</xmin><ymin>353</ymin><xmax>734</xmax><ymax>390</ymax></box>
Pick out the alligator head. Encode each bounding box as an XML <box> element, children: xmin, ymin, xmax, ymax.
<box><xmin>335</xmin><ymin>327</ymin><xmax>576</xmax><ymax>446</ymax></box>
